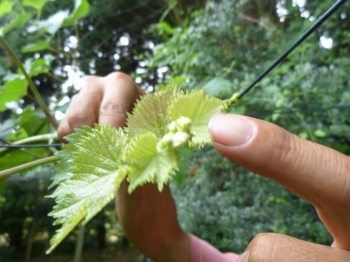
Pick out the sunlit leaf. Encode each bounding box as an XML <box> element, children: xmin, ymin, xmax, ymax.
<box><xmin>23</xmin><ymin>0</ymin><xmax>48</xmax><ymax>11</ymax></box>
<box><xmin>47</xmin><ymin>125</ymin><xmax>128</xmax><ymax>254</ymax></box>
<box><xmin>0</xmin><ymin>13</ymin><xmax>32</xmax><ymax>36</ymax></box>
<box><xmin>0</xmin><ymin>0</ymin><xmax>13</xmax><ymax>17</ymax></box>
<box><xmin>28</xmin><ymin>10</ymin><xmax>70</xmax><ymax>35</ymax></box>
<box><xmin>62</xmin><ymin>0</ymin><xmax>90</xmax><ymax>27</ymax></box>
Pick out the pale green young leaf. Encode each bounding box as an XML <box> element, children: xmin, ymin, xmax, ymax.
<box><xmin>47</xmin><ymin>125</ymin><xmax>128</xmax><ymax>253</ymax></box>
<box><xmin>168</xmin><ymin>89</ymin><xmax>225</xmax><ymax>147</ymax></box>
<box><xmin>49</xmin><ymin>126</ymin><xmax>98</xmax><ymax>189</ymax></box>
<box><xmin>127</xmin><ymin>86</ymin><xmax>179</xmax><ymax>138</ymax></box>
<box><xmin>0</xmin><ymin>0</ymin><xmax>13</xmax><ymax>17</ymax></box>
<box><xmin>124</xmin><ymin>132</ymin><xmax>179</xmax><ymax>192</ymax></box>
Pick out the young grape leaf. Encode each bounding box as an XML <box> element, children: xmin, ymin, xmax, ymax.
<box><xmin>49</xmin><ymin>126</ymin><xmax>92</xmax><ymax>188</ymax></box>
<box><xmin>168</xmin><ymin>89</ymin><xmax>225</xmax><ymax>147</ymax></box>
<box><xmin>124</xmin><ymin>131</ymin><xmax>179</xmax><ymax>192</ymax></box>
<box><xmin>127</xmin><ymin>86</ymin><xmax>179</xmax><ymax>138</ymax></box>
<box><xmin>47</xmin><ymin>125</ymin><xmax>128</xmax><ymax>254</ymax></box>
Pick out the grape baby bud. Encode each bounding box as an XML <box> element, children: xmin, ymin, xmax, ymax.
<box><xmin>157</xmin><ymin>116</ymin><xmax>192</xmax><ymax>152</ymax></box>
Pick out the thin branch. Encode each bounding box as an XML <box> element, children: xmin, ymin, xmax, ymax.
<box><xmin>0</xmin><ymin>133</ymin><xmax>58</xmax><ymax>155</ymax></box>
<box><xmin>0</xmin><ymin>36</ymin><xmax>59</xmax><ymax>129</ymax></box>
<box><xmin>0</xmin><ymin>156</ymin><xmax>60</xmax><ymax>180</ymax></box>
<box><xmin>238</xmin><ymin>13</ymin><xmax>269</xmax><ymax>30</ymax></box>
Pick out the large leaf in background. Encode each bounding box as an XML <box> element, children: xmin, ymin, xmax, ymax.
<box><xmin>0</xmin><ymin>0</ymin><xmax>13</xmax><ymax>17</ymax></box>
<box><xmin>22</xmin><ymin>41</ymin><xmax>51</xmax><ymax>53</ymax></box>
<box><xmin>0</xmin><ymin>77</ymin><xmax>28</xmax><ymax>112</ymax></box>
<box><xmin>23</xmin><ymin>55</ymin><xmax>54</xmax><ymax>77</ymax></box>
<box><xmin>47</xmin><ymin>125</ymin><xmax>128</xmax><ymax>254</ymax></box>
<box><xmin>127</xmin><ymin>86</ymin><xmax>178</xmax><ymax>138</ymax></box>
<box><xmin>28</xmin><ymin>10</ymin><xmax>70</xmax><ymax>35</ymax></box>
<box><xmin>0</xmin><ymin>13</ymin><xmax>32</xmax><ymax>36</ymax></box>
<box><xmin>205</xmin><ymin>77</ymin><xmax>232</xmax><ymax>99</ymax></box>
<box><xmin>124</xmin><ymin>132</ymin><xmax>179</xmax><ymax>192</ymax></box>
<box><xmin>17</xmin><ymin>107</ymin><xmax>48</xmax><ymax>136</ymax></box>
<box><xmin>23</xmin><ymin>0</ymin><xmax>48</xmax><ymax>11</ymax></box>
<box><xmin>0</xmin><ymin>149</ymin><xmax>47</xmax><ymax>171</ymax></box>
<box><xmin>168</xmin><ymin>89</ymin><xmax>225</xmax><ymax>147</ymax></box>
<box><xmin>62</xmin><ymin>0</ymin><xmax>90</xmax><ymax>27</ymax></box>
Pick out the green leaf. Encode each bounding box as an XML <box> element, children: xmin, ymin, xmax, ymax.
<box><xmin>127</xmin><ymin>86</ymin><xmax>179</xmax><ymax>138</ymax></box>
<box><xmin>23</xmin><ymin>0</ymin><xmax>48</xmax><ymax>11</ymax></box>
<box><xmin>0</xmin><ymin>0</ymin><xmax>13</xmax><ymax>17</ymax></box>
<box><xmin>22</xmin><ymin>41</ymin><xmax>50</xmax><ymax>53</ymax></box>
<box><xmin>29</xmin><ymin>10</ymin><xmax>70</xmax><ymax>35</ymax></box>
<box><xmin>23</xmin><ymin>56</ymin><xmax>53</xmax><ymax>77</ymax></box>
<box><xmin>124</xmin><ymin>132</ymin><xmax>179</xmax><ymax>192</ymax></box>
<box><xmin>205</xmin><ymin>77</ymin><xmax>232</xmax><ymax>99</ymax></box>
<box><xmin>314</xmin><ymin>129</ymin><xmax>327</xmax><ymax>138</ymax></box>
<box><xmin>23</xmin><ymin>0</ymin><xmax>48</xmax><ymax>10</ymax></box>
<box><xmin>62</xmin><ymin>0</ymin><xmax>90</xmax><ymax>27</ymax></box>
<box><xmin>0</xmin><ymin>77</ymin><xmax>28</xmax><ymax>112</ymax></box>
<box><xmin>47</xmin><ymin>125</ymin><xmax>128</xmax><ymax>253</ymax></box>
<box><xmin>168</xmin><ymin>89</ymin><xmax>225</xmax><ymax>147</ymax></box>
<box><xmin>0</xmin><ymin>178</ymin><xmax>6</xmax><ymax>191</ymax></box>
<box><xmin>0</xmin><ymin>13</ymin><xmax>32</xmax><ymax>36</ymax></box>
<box><xmin>6</xmin><ymin>128</ymin><xmax>28</xmax><ymax>141</ymax></box>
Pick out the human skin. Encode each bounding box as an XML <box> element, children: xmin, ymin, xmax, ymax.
<box><xmin>58</xmin><ymin>72</ymin><xmax>350</xmax><ymax>262</ymax></box>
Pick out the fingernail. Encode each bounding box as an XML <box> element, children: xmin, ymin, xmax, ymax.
<box><xmin>208</xmin><ymin>114</ymin><xmax>255</xmax><ymax>147</ymax></box>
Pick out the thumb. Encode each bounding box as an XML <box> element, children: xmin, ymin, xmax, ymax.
<box><xmin>235</xmin><ymin>233</ymin><xmax>350</xmax><ymax>262</ymax></box>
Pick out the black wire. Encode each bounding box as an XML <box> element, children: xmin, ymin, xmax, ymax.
<box><xmin>237</xmin><ymin>0</ymin><xmax>348</xmax><ymax>99</ymax></box>
<box><xmin>0</xmin><ymin>144</ymin><xmax>62</xmax><ymax>149</ymax></box>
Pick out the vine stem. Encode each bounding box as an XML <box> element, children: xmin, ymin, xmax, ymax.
<box><xmin>0</xmin><ymin>36</ymin><xmax>59</xmax><ymax>129</ymax></box>
<box><xmin>0</xmin><ymin>156</ymin><xmax>59</xmax><ymax>180</ymax></box>
<box><xmin>0</xmin><ymin>133</ymin><xmax>58</xmax><ymax>155</ymax></box>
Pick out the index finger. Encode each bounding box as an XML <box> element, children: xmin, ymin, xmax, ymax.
<box><xmin>208</xmin><ymin>114</ymin><xmax>350</xmax><ymax>248</ymax></box>
<box><xmin>98</xmin><ymin>72</ymin><xmax>144</xmax><ymax>128</ymax></box>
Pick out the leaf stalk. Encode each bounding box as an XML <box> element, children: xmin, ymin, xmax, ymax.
<box><xmin>0</xmin><ymin>156</ymin><xmax>59</xmax><ymax>180</ymax></box>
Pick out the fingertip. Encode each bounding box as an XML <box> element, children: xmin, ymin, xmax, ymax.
<box><xmin>57</xmin><ymin>119</ymin><xmax>71</xmax><ymax>143</ymax></box>
<box><xmin>208</xmin><ymin>114</ymin><xmax>256</xmax><ymax>149</ymax></box>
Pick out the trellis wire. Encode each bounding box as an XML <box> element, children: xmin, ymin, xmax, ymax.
<box><xmin>237</xmin><ymin>0</ymin><xmax>347</xmax><ymax>99</ymax></box>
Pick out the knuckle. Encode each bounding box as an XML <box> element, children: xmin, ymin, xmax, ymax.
<box><xmin>248</xmin><ymin>233</ymin><xmax>280</xmax><ymax>261</ymax></box>
<box><xmin>100</xmin><ymin>102</ymin><xmax>126</xmax><ymax>116</ymax></box>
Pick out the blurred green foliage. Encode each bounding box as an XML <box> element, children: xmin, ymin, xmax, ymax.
<box><xmin>1</xmin><ymin>0</ymin><xmax>350</xmax><ymax>259</ymax></box>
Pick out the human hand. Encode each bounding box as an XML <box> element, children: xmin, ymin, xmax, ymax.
<box><xmin>208</xmin><ymin>114</ymin><xmax>350</xmax><ymax>261</ymax></box>
<box><xmin>58</xmin><ymin>72</ymin><xmax>143</xmax><ymax>138</ymax></box>
<box><xmin>58</xmin><ymin>73</ymin><xmax>189</xmax><ymax>262</ymax></box>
